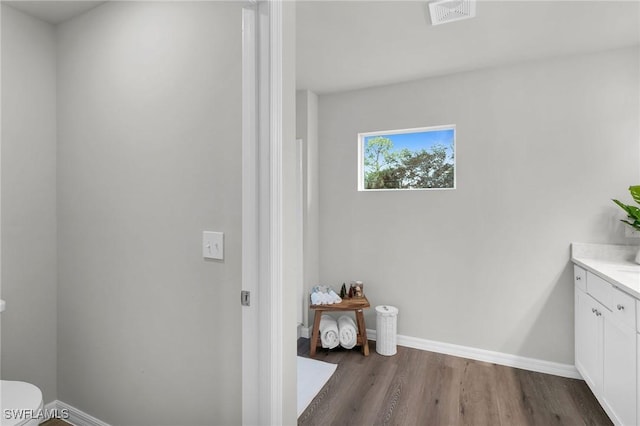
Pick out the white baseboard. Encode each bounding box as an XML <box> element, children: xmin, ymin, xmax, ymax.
<box><xmin>299</xmin><ymin>324</ymin><xmax>579</xmax><ymax>379</ymax></box>
<box><xmin>44</xmin><ymin>400</ymin><xmax>110</xmax><ymax>426</ymax></box>
<box><xmin>365</xmin><ymin>329</ymin><xmax>581</xmax><ymax>379</ymax></box>
<box><xmin>300</xmin><ymin>325</ymin><xmax>310</xmax><ymax>339</ymax></box>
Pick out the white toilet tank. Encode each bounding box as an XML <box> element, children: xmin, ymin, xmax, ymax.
<box><xmin>1</xmin><ymin>380</ymin><xmax>44</xmax><ymax>426</ymax></box>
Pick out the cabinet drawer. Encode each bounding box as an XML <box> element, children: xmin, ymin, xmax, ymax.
<box><xmin>587</xmin><ymin>272</ymin><xmax>613</xmax><ymax>310</ymax></box>
<box><xmin>574</xmin><ymin>265</ymin><xmax>587</xmax><ymax>292</ymax></box>
<box><xmin>612</xmin><ymin>287</ymin><xmax>635</xmax><ymax>330</ymax></box>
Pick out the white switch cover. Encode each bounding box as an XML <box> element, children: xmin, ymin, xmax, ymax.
<box><xmin>203</xmin><ymin>231</ymin><xmax>224</xmax><ymax>260</ymax></box>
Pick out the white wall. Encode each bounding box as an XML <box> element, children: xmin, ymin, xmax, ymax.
<box><xmin>56</xmin><ymin>2</ymin><xmax>243</xmax><ymax>424</ymax></box>
<box><xmin>318</xmin><ymin>47</ymin><xmax>640</xmax><ymax>365</ymax></box>
<box><xmin>1</xmin><ymin>4</ymin><xmax>58</xmax><ymax>403</ymax></box>
<box><xmin>295</xmin><ymin>89</ymin><xmax>319</xmax><ymax>328</ymax></box>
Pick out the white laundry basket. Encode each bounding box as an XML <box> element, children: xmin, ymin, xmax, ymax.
<box><xmin>375</xmin><ymin>305</ymin><xmax>399</xmax><ymax>356</ymax></box>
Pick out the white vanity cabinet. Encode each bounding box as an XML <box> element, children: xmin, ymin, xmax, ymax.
<box><xmin>574</xmin><ymin>265</ymin><xmax>637</xmax><ymax>426</ymax></box>
<box><xmin>575</xmin><ymin>285</ymin><xmax>603</xmax><ymax>393</ymax></box>
<box><xmin>604</xmin><ymin>310</ymin><xmax>636</xmax><ymax>426</ymax></box>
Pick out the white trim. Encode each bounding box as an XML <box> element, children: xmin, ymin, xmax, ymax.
<box><xmin>241</xmin><ymin>1</ymin><xmax>287</xmax><ymax>423</ymax></box>
<box><xmin>241</xmin><ymin>5</ymin><xmax>260</xmax><ymax>426</ymax></box>
<box><xmin>295</xmin><ymin>138</ymin><xmax>304</xmax><ymax>326</ymax></box>
<box><xmin>300</xmin><ymin>325</ymin><xmax>311</xmax><ymax>339</ymax></box>
<box><xmin>300</xmin><ymin>326</ymin><xmax>310</xmax><ymax>338</ymax></box>
<box><xmin>365</xmin><ymin>329</ymin><xmax>581</xmax><ymax>379</ymax></box>
<box><xmin>358</xmin><ymin>124</ymin><xmax>457</xmax><ymax>139</ymax></box>
<box><xmin>298</xmin><ymin>325</ymin><xmax>579</xmax><ymax>379</ymax></box>
<box><xmin>257</xmin><ymin>2</ymin><xmax>271</xmax><ymax>423</ymax></box>
<box><xmin>267</xmin><ymin>1</ymin><xmax>284</xmax><ymax>424</ymax></box>
<box><xmin>43</xmin><ymin>401</ymin><xmax>110</xmax><ymax>426</ymax></box>
<box><xmin>0</xmin><ymin>0</ymin><xmax>3</xmax><ymax>380</ymax></box>
<box><xmin>251</xmin><ymin>1</ymin><xmax>286</xmax><ymax>424</ymax></box>
<box><xmin>297</xmin><ymin>323</ymin><xmax>310</xmax><ymax>339</ymax></box>
<box><xmin>243</xmin><ymin>1</ymin><xmax>288</xmax><ymax>423</ymax></box>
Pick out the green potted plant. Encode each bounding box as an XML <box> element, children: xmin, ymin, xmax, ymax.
<box><xmin>613</xmin><ymin>185</ymin><xmax>640</xmax><ymax>263</ymax></box>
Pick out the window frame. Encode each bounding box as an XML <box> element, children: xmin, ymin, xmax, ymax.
<box><xmin>357</xmin><ymin>124</ymin><xmax>457</xmax><ymax>192</ymax></box>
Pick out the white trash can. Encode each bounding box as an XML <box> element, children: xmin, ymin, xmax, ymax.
<box><xmin>375</xmin><ymin>305</ymin><xmax>399</xmax><ymax>356</ymax></box>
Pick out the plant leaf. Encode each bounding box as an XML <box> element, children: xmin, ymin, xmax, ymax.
<box><xmin>613</xmin><ymin>199</ymin><xmax>634</xmax><ymax>215</ymax></box>
<box><xmin>626</xmin><ymin>205</ymin><xmax>640</xmax><ymax>221</ymax></box>
<box><xmin>621</xmin><ymin>219</ymin><xmax>640</xmax><ymax>231</ymax></box>
<box><xmin>614</xmin><ymin>198</ymin><xmax>640</xmax><ymax>223</ymax></box>
<box><xmin>630</xmin><ymin>185</ymin><xmax>640</xmax><ymax>205</ymax></box>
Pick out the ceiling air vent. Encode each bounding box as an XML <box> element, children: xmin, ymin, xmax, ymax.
<box><xmin>428</xmin><ymin>0</ymin><xmax>476</xmax><ymax>25</ymax></box>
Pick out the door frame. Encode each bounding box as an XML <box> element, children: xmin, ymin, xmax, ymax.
<box><xmin>241</xmin><ymin>5</ymin><xmax>259</xmax><ymax>425</ymax></box>
<box><xmin>295</xmin><ymin>138</ymin><xmax>304</xmax><ymax>327</ymax></box>
<box><xmin>242</xmin><ymin>1</ymin><xmax>286</xmax><ymax>424</ymax></box>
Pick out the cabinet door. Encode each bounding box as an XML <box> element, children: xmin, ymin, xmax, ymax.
<box><xmin>575</xmin><ymin>288</ymin><xmax>603</xmax><ymax>393</ymax></box>
<box><xmin>637</xmin><ymin>335</ymin><xmax>640</xmax><ymax>426</ymax></box>
<box><xmin>603</xmin><ymin>316</ymin><xmax>636</xmax><ymax>426</ymax></box>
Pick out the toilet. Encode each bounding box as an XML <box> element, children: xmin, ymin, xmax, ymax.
<box><xmin>1</xmin><ymin>381</ymin><xmax>44</xmax><ymax>426</ymax></box>
<box><xmin>0</xmin><ymin>300</ymin><xmax>45</xmax><ymax>426</ymax></box>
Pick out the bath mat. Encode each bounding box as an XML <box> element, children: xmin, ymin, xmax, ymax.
<box><xmin>297</xmin><ymin>356</ymin><xmax>337</xmax><ymax>417</ymax></box>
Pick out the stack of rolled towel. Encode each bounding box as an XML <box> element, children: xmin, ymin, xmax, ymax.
<box><xmin>337</xmin><ymin>315</ymin><xmax>357</xmax><ymax>349</ymax></box>
<box><xmin>319</xmin><ymin>314</ymin><xmax>340</xmax><ymax>349</ymax></box>
<box><xmin>319</xmin><ymin>314</ymin><xmax>358</xmax><ymax>350</ymax></box>
<box><xmin>310</xmin><ymin>285</ymin><xmax>342</xmax><ymax>305</ymax></box>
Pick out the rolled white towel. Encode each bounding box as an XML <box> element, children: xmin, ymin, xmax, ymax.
<box><xmin>338</xmin><ymin>315</ymin><xmax>358</xmax><ymax>349</ymax></box>
<box><xmin>319</xmin><ymin>314</ymin><xmax>339</xmax><ymax>349</ymax></box>
<box><xmin>328</xmin><ymin>290</ymin><xmax>342</xmax><ymax>304</ymax></box>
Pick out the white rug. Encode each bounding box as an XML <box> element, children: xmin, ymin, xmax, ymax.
<box><xmin>297</xmin><ymin>356</ymin><xmax>337</xmax><ymax>417</ymax></box>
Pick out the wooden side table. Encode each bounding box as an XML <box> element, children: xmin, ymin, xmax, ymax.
<box><xmin>309</xmin><ymin>296</ymin><xmax>370</xmax><ymax>357</ymax></box>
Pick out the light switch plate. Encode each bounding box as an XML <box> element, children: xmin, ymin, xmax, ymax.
<box><xmin>203</xmin><ymin>231</ymin><xmax>224</xmax><ymax>260</ymax></box>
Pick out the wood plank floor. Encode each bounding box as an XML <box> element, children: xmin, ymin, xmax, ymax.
<box><xmin>298</xmin><ymin>338</ymin><xmax>612</xmax><ymax>426</ymax></box>
<box><xmin>41</xmin><ymin>420</ymin><xmax>71</xmax><ymax>426</ymax></box>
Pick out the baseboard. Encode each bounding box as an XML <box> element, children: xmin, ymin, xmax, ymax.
<box><xmin>365</xmin><ymin>329</ymin><xmax>581</xmax><ymax>379</ymax></box>
<box><xmin>300</xmin><ymin>325</ymin><xmax>311</xmax><ymax>339</ymax></box>
<box><xmin>44</xmin><ymin>400</ymin><xmax>110</xmax><ymax>426</ymax></box>
<box><xmin>300</xmin><ymin>323</ymin><xmax>578</xmax><ymax>379</ymax></box>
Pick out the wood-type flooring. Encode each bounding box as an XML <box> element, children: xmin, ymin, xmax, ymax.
<box><xmin>298</xmin><ymin>338</ymin><xmax>611</xmax><ymax>426</ymax></box>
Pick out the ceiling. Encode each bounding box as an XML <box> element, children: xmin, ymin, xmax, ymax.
<box><xmin>5</xmin><ymin>1</ymin><xmax>106</xmax><ymax>25</ymax></box>
<box><xmin>5</xmin><ymin>1</ymin><xmax>639</xmax><ymax>93</ymax></box>
<box><xmin>297</xmin><ymin>1</ymin><xmax>640</xmax><ymax>94</ymax></box>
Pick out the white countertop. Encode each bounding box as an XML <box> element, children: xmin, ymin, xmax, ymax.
<box><xmin>572</xmin><ymin>243</ymin><xmax>640</xmax><ymax>299</ymax></box>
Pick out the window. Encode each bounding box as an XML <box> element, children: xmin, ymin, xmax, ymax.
<box><xmin>358</xmin><ymin>125</ymin><xmax>456</xmax><ymax>191</ymax></box>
